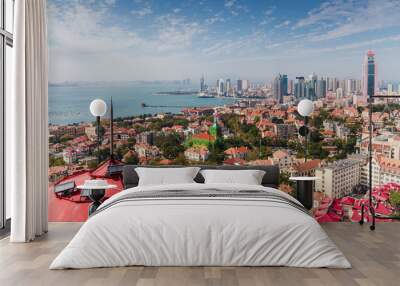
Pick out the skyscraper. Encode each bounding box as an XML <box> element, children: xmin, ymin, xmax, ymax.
<box><xmin>200</xmin><ymin>75</ymin><xmax>206</xmax><ymax>92</ymax></box>
<box><xmin>237</xmin><ymin>79</ymin><xmax>243</xmax><ymax>93</ymax></box>
<box><xmin>310</xmin><ymin>73</ymin><xmax>318</xmax><ymax>98</ymax></box>
<box><xmin>273</xmin><ymin>74</ymin><xmax>288</xmax><ymax>104</ymax></box>
<box><xmin>362</xmin><ymin>50</ymin><xmax>377</xmax><ymax>98</ymax></box>
<box><xmin>295</xmin><ymin>77</ymin><xmax>305</xmax><ymax>99</ymax></box>
<box><xmin>288</xmin><ymin>79</ymin><xmax>293</xmax><ymax>95</ymax></box>
<box><xmin>388</xmin><ymin>83</ymin><xmax>393</xmax><ymax>95</ymax></box>
<box><xmin>217</xmin><ymin>79</ymin><xmax>225</xmax><ymax>96</ymax></box>
<box><xmin>316</xmin><ymin>78</ymin><xmax>326</xmax><ymax>99</ymax></box>
<box><xmin>225</xmin><ymin>79</ymin><xmax>231</xmax><ymax>95</ymax></box>
<box><xmin>242</xmin><ymin>79</ymin><xmax>249</xmax><ymax>91</ymax></box>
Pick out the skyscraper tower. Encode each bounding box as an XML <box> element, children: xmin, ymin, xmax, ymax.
<box><xmin>388</xmin><ymin>83</ymin><xmax>393</xmax><ymax>95</ymax></box>
<box><xmin>200</xmin><ymin>75</ymin><xmax>206</xmax><ymax>92</ymax></box>
<box><xmin>226</xmin><ymin>79</ymin><xmax>231</xmax><ymax>95</ymax></box>
<box><xmin>217</xmin><ymin>79</ymin><xmax>225</xmax><ymax>96</ymax></box>
<box><xmin>273</xmin><ymin>74</ymin><xmax>288</xmax><ymax>104</ymax></box>
<box><xmin>295</xmin><ymin>77</ymin><xmax>305</xmax><ymax>99</ymax></box>
<box><xmin>362</xmin><ymin>50</ymin><xmax>377</xmax><ymax>98</ymax></box>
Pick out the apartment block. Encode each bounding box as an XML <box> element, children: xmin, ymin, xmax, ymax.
<box><xmin>315</xmin><ymin>159</ymin><xmax>361</xmax><ymax>199</ymax></box>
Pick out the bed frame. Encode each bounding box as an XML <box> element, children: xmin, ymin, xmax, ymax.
<box><xmin>122</xmin><ymin>165</ymin><xmax>280</xmax><ymax>189</ymax></box>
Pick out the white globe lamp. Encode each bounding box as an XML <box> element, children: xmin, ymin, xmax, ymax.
<box><xmin>90</xmin><ymin>99</ymin><xmax>107</xmax><ymax>117</ymax></box>
<box><xmin>90</xmin><ymin>99</ymin><xmax>107</xmax><ymax>165</ymax></box>
<box><xmin>297</xmin><ymin>99</ymin><xmax>314</xmax><ymax>117</ymax></box>
<box><xmin>297</xmin><ymin>99</ymin><xmax>314</xmax><ymax>163</ymax></box>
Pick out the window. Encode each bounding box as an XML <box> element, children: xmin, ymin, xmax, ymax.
<box><xmin>0</xmin><ymin>0</ymin><xmax>14</xmax><ymax>231</ymax></box>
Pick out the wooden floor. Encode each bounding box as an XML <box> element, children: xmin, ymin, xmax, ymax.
<box><xmin>0</xmin><ymin>222</ymin><xmax>399</xmax><ymax>286</ymax></box>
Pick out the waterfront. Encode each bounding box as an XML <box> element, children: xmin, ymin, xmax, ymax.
<box><xmin>49</xmin><ymin>82</ymin><xmax>236</xmax><ymax>125</ymax></box>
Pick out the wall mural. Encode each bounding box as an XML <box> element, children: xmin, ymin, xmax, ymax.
<box><xmin>47</xmin><ymin>0</ymin><xmax>400</xmax><ymax>222</ymax></box>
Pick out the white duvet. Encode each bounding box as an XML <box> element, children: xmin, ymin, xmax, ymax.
<box><xmin>50</xmin><ymin>183</ymin><xmax>351</xmax><ymax>269</ymax></box>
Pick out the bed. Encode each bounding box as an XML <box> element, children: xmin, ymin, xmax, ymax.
<box><xmin>50</xmin><ymin>165</ymin><xmax>351</xmax><ymax>269</ymax></box>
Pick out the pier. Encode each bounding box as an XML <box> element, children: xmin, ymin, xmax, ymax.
<box><xmin>141</xmin><ymin>103</ymin><xmax>187</xmax><ymax>108</ymax></box>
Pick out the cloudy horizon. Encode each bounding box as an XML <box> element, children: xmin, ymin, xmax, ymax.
<box><xmin>48</xmin><ymin>0</ymin><xmax>400</xmax><ymax>83</ymax></box>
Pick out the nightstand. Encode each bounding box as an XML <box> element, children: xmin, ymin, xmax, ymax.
<box><xmin>289</xmin><ymin>177</ymin><xmax>320</xmax><ymax>210</ymax></box>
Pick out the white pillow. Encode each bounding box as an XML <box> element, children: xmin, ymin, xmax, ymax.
<box><xmin>200</xmin><ymin>169</ymin><xmax>266</xmax><ymax>185</ymax></box>
<box><xmin>135</xmin><ymin>167</ymin><xmax>201</xmax><ymax>186</ymax></box>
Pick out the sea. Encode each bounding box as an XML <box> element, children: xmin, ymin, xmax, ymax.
<box><xmin>49</xmin><ymin>82</ymin><xmax>236</xmax><ymax>125</ymax></box>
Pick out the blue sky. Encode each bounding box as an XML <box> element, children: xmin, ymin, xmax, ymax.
<box><xmin>48</xmin><ymin>0</ymin><xmax>400</xmax><ymax>83</ymax></box>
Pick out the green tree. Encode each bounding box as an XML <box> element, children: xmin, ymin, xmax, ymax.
<box><xmin>49</xmin><ymin>156</ymin><xmax>65</xmax><ymax>167</ymax></box>
<box><xmin>389</xmin><ymin>191</ymin><xmax>400</xmax><ymax>215</ymax></box>
<box><xmin>154</xmin><ymin>133</ymin><xmax>184</xmax><ymax>160</ymax></box>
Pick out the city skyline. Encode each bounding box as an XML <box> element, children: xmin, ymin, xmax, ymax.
<box><xmin>48</xmin><ymin>0</ymin><xmax>400</xmax><ymax>83</ymax></box>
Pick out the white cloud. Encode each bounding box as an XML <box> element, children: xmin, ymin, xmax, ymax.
<box><xmin>259</xmin><ymin>6</ymin><xmax>276</xmax><ymax>26</ymax></box>
<box><xmin>47</xmin><ymin>1</ymin><xmax>205</xmax><ymax>82</ymax></box>
<box><xmin>131</xmin><ymin>0</ymin><xmax>152</xmax><ymax>17</ymax></box>
<box><xmin>294</xmin><ymin>0</ymin><xmax>400</xmax><ymax>41</ymax></box>
<box><xmin>275</xmin><ymin>20</ymin><xmax>291</xmax><ymax>29</ymax></box>
<box><xmin>294</xmin><ymin>0</ymin><xmax>353</xmax><ymax>30</ymax></box>
<box><xmin>132</xmin><ymin>7</ymin><xmax>152</xmax><ymax>17</ymax></box>
<box><xmin>205</xmin><ymin>13</ymin><xmax>225</xmax><ymax>25</ymax></box>
<box><xmin>224</xmin><ymin>0</ymin><xmax>236</xmax><ymax>9</ymax></box>
<box><xmin>46</xmin><ymin>0</ymin><xmax>400</xmax><ymax>82</ymax></box>
<box><xmin>155</xmin><ymin>14</ymin><xmax>206</xmax><ymax>51</ymax></box>
<box><xmin>224</xmin><ymin>0</ymin><xmax>248</xmax><ymax>16</ymax></box>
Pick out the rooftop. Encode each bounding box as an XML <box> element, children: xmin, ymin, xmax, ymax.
<box><xmin>322</xmin><ymin>159</ymin><xmax>361</xmax><ymax>171</ymax></box>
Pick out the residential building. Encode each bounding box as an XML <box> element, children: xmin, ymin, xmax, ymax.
<box><xmin>134</xmin><ymin>143</ymin><xmax>160</xmax><ymax>159</ymax></box>
<box><xmin>315</xmin><ymin>159</ymin><xmax>362</xmax><ymax>199</ymax></box>
<box><xmin>184</xmin><ymin>146</ymin><xmax>210</xmax><ymax>162</ymax></box>
<box><xmin>224</xmin><ymin>146</ymin><xmax>249</xmax><ymax>160</ymax></box>
<box><xmin>291</xmin><ymin>159</ymin><xmax>321</xmax><ymax>177</ymax></box>
<box><xmin>271</xmin><ymin>150</ymin><xmax>293</xmax><ymax>172</ymax></box>
<box><xmin>63</xmin><ymin>148</ymin><xmax>77</xmax><ymax>164</ymax></box>
<box><xmin>361</xmin><ymin>155</ymin><xmax>400</xmax><ymax>187</ymax></box>
<box><xmin>136</xmin><ymin>131</ymin><xmax>155</xmax><ymax>145</ymax></box>
<box><xmin>275</xmin><ymin>123</ymin><xmax>297</xmax><ymax>140</ymax></box>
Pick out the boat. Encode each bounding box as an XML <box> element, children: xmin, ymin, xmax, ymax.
<box><xmin>198</xmin><ymin>92</ymin><xmax>215</xmax><ymax>98</ymax></box>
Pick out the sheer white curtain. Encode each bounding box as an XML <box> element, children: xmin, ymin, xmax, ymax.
<box><xmin>8</xmin><ymin>0</ymin><xmax>48</xmax><ymax>242</ymax></box>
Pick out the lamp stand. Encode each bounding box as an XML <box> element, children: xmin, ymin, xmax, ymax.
<box><xmin>96</xmin><ymin>116</ymin><xmax>100</xmax><ymax>165</ymax></box>
<box><xmin>305</xmin><ymin>116</ymin><xmax>308</xmax><ymax>162</ymax></box>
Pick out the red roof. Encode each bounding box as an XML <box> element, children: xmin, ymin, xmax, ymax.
<box><xmin>49</xmin><ymin>159</ymin><xmax>123</xmax><ymax>222</ymax></box>
<box><xmin>223</xmin><ymin>158</ymin><xmax>246</xmax><ymax>165</ymax></box>
<box><xmin>317</xmin><ymin>213</ymin><xmax>341</xmax><ymax>223</ymax></box>
<box><xmin>192</xmin><ymin>133</ymin><xmax>215</xmax><ymax>141</ymax></box>
<box><xmin>224</xmin><ymin>146</ymin><xmax>249</xmax><ymax>155</ymax></box>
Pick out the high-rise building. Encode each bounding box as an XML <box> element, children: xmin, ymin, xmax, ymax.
<box><xmin>200</xmin><ymin>75</ymin><xmax>206</xmax><ymax>92</ymax></box>
<box><xmin>362</xmin><ymin>50</ymin><xmax>377</xmax><ymax>98</ymax></box>
<box><xmin>237</xmin><ymin>79</ymin><xmax>243</xmax><ymax>93</ymax></box>
<box><xmin>336</xmin><ymin>87</ymin><xmax>344</xmax><ymax>99</ymax></box>
<box><xmin>237</xmin><ymin>79</ymin><xmax>249</xmax><ymax>93</ymax></box>
<box><xmin>309</xmin><ymin>73</ymin><xmax>318</xmax><ymax>97</ymax></box>
<box><xmin>303</xmin><ymin>79</ymin><xmax>315</xmax><ymax>100</ymax></box>
<box><xmin>294</xmin><ymin>77</ymin><xmax>305</xmax><ymax>99</ymax></box>
<box><xmin>273</xmin><ymin>74</ymin><xmax>288</xmax><ymax>104</ymax></box>
<box><xmin>242</xmin><ymin>79</ymin><xmax>249</xmax><ymax>91</ymax></box>
<box><xmin>288</xmin><ymin>79</ymin><xmax>293</xmax><ymax>95</ymax></box>
<box><xmin>388</xmin><ymin>83</ymin><xmax>393</xmax><ymax>95</ymax></box>
<box><xmin>225</xmin><ymin>78</ymin><xmax>231</xmax><ymax>95</ymax></box>
<box><xmin>217</xmin><ymin>79</ymin><xmax>225</xmax><ymax>96</ymax></box>
<box><xmin>316</xmin><ymin>78</ymin><xmax>326</xmax><ymax>99</ymax></box>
